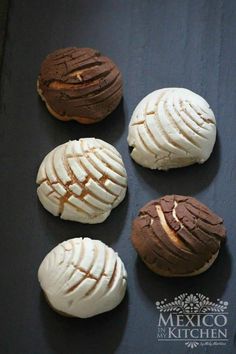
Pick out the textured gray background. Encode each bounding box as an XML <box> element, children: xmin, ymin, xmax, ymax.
<box><xmin>0</xmin><ymin>0</ymin><xmax>236</xmax><ymax>353</ymax></box>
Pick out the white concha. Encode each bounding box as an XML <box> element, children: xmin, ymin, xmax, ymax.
<box><xmin>38</xmin><ymin>238</ymin><xmax>127</xmax><ymax>318</ymax></box>
<box><xmin>127</xmin><ymin>88</ymin><xmax>216</xmax><ymax>170</ymax></box>
<box><xmin>36</xmin><ymin>138</ymin><xmax>127</xmax><ymax>223</ymax></box>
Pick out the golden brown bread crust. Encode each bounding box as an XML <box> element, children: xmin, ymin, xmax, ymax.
<box><xmin>37</xmin><ymin>47</ymin><xmax>122</xmax><ymax>124</ymax></box>
<box><xmin>131</xmin><ymin>195</ymin><xmax>226</xmax><ymax>277</ymax></box>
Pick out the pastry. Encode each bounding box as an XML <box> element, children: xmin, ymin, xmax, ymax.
<box><xmin>38</xmin><ymin>238</ymin><xmax>127</xmax><ymax>318</ymax></box>
<box><xmin>127</xmin><ymin>88</ymin><xmax>216</xmax><ymax>170</ymax></box>
<box><xmin>37</xmin><ymin>47</ymin><xmax>122</xmax><ymax>124</ymax></box>
<box><xmin>131</xmin><ymin>195</ymin><xmax>226</xmax><ymax>276</ymax></box>
<box><xmin>36</xmin><ymin>138</ymin><xmax>127</xmax><ymax>223</ymax></box>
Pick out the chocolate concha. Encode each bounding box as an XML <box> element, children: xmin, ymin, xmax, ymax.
<box><xmin>37</xmin><ymin>47</ymin><xmax>122</xmax><ymax>124</ymax></box>
<box><xmin>131</xmin><ymin>195</ymin><xmax>226</xmax><ymax>277</ymax></box>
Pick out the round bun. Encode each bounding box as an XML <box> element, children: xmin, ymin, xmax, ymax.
<box><xmin>38</xmin><ymin>238</ymin><xmax>127</xmax><ymax>318</ymax></box>
<box><xmin>131</xmin><ymin>195</ymin><xmax>226</xmax><ymax>277</ymax></box>
<box><xmin>36</xmin><ymin>138</ymin><xmax>127</xmax><ymax>223</ymax></box>
<box><xmin>37</xmin><ymin>47</ymin><xmax>122</xmax><ymax>124</ymax></box>
<box><xmin>127</xmin><ymin>88</ymin><xmax>216</xmax><ymax>170</ymax></box>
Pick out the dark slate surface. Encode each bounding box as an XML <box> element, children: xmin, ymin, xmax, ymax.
<box><xmin>0</xmin><ymin>0</ymin><xmax>236</xmax><ymax>353</ymax></box>
<box><xmin>0</xmin><ymin>0</ymin><xmax>8</xmax><ymax>73</ymax></box>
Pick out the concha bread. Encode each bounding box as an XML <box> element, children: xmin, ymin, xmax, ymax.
<box><xmin>128</xmin><ymin>88</ymin><xmax>216</xmax><ymax>170</ymax></box>
<box><xmin>38</xmin><ymin>237</ymin><xmax>127</xmax><ymax>318</ymax></box>
<box><xmin>37</xmin><ymin>47</ymin><xmax>123</xmax><ymax>124</ymax></box>
<box><xmin>131</xmin><ymin>195</ymin><xmax>226</xmax><ymax>277</ymax></box>
<box><xmin>36</xmin><ymin>138</ymin><xmax>127</xmax><ymax>223</ymax></box>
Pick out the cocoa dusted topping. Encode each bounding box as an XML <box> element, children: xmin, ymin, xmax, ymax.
<box><xmin>131</xmin><ymin>195</ymin><xmax>226</xmax><ymax>277</ymax></box>
<box><xmin>37</xmin><ymin>47</ymin><xmax>122</xmax><ymax>124</ymax></box>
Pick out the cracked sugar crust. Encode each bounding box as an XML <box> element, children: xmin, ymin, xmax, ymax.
<box><xmin>37</xmin><ymin>47</ymin><xmax>122</xmax><ymax>124</ymax></box>
<box><xmin>38</xmin><ymin>238</ymin><xmax>127</xmax><ymax>318</ymax></box>
<box><xmin>127</xmin><ymin>88</ymin><xmax>216</xmax><ymax>170</ymax></box>
<box><xmin>131</xmin><ymin>195</ymin><xmax>226</xmax><ymax>277</ymax></box>
<box><xmin>36</xmin><ymin>138</ymin><xmax>127</xmax><ymax>224</ymax></box>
